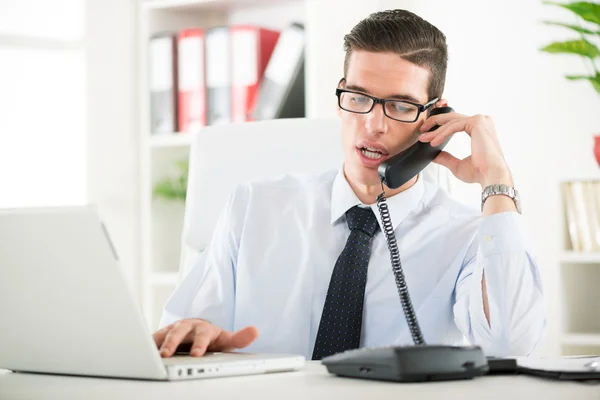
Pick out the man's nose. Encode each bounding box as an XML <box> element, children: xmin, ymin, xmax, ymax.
<box><xmin>365</xmin><ymin>102</ymin><xmax>387</xmax><ymax>135</ymax></box>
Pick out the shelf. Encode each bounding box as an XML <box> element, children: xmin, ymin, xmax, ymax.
<box><xmin>142</xmin><ymin>0</ymin><xmax>286</xmax><ymax>12</ymax></box>
<box><xmin>559</xmin><ymin>251</ymin><xmax>600</xmax><ymax>263</ymax></box>
<box><xmin>149</xmin><ymin>133</ymin><xmax>193</xmax><ymax>148</ymax></box>
<box><xmin>562</xmin><ymin>333</ymin><xmax>600</xmax><ymax>347</ymax></box>
<box><xmin>150</xmin><ymin>271</ymin><xmax>180</xmax><ymax>286</ymax></box>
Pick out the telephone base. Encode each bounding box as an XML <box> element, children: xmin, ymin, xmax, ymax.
<box><xmin>321</xmin><ymin>345</ymin><xmax>488</xmax><ymax>382</ymax></box>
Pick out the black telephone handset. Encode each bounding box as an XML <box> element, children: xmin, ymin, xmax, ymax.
<box><xmin>378</xmin><ymin>106</ymin><xmax>454</xmax><ymax>189</ymax></box>
<box><xmin>322</xmin><ymin>105</ymin><xmax>489</xmax><ymax>382</ymax></box>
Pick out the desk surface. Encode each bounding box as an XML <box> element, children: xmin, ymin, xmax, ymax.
<box><xmin>1</xmin><ymin>362</ymin><xmax>598</xmax><ymax>400</ymax></box>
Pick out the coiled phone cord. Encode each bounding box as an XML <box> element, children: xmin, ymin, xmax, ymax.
<box><xmin>376</xmin><ymin>180</ymin><xmax>426</xmax><ymax>346</ymax></box>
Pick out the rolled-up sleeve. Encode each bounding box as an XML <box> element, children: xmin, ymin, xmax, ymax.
<box><xmin>453</xmin><ymin>211</ymin><xmax>545</xmax><ymax>357</ymax></box>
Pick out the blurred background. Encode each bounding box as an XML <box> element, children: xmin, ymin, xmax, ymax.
<box><xmin>1</xmin><ymin>0</ymin><xmax>599</xmax><ymax>358</ymax></box>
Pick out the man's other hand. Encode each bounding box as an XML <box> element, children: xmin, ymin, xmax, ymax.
<box><xmin>152</xmin><ymin>319</ymin><xmax>259</xmax><ymax>357</ymax></box>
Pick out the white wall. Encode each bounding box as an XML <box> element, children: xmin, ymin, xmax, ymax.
<box><xmin>85</xmin><ymin>0</ymin><xmax>140</xmax><ymax>299</ymax></box>
<box><xmin>305</xmin><ymin>0</ymin><xmax>382</xmax><ymax>118</ymax></box>
<box><xmin>307</xmin><ymin>0</ymin><xmax>600</xmax><ymax>356</ymax></box>
<box><xmin>0</xmin><ymin>0</ymin><xmax>86</xmax><ymax>208</ymax></box>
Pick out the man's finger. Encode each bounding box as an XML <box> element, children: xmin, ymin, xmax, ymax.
<box><xmin>190</xmin><ymin>325</ymin><xmax>219</xmax><ymax>357</ymax></box>
<box><xmin>152</xmin><ymin>325</ymin><xmax>171</xmax><ymax>348</ymax></box>
<box><xmin>420</xmin><ymin>112</ymin><xmax>466</xmax><ymax>133</ymax></box>
<box><xmin>424</xmin><ymin>117</ymin><xmax>474</xmax><ymax>147</ymax></box>
<box><xmin>160</xmin><ymin>323</ymin><xmax>193</xmax><ymax>358</ymax></box>
<box><xmin>210</xmin><ymin>326</ymin><xmax>259</xmax><ymax>352</ymax></box>
<box><xmin>418</xmin><ymin>121</ymin><xmax>455</xmax><ymax>145</ymax></box>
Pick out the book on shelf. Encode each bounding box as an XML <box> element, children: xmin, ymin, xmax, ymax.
<box><xmin>562</xmin><ymin>180</ymin><xmax>600</xmax><ymax>252</ymax></box>
<box><xmin>205</xmin><ymin>26</ymin><xmax>232</xmax><ymax>126</ymax></box>
<box><xmin>231</xmin><ymin>25</ymin><xmax>280</xmax><ymax>123</ymax></box>
<box><xmin>149</xmin><ymin>32</ymin><xmax>178</xmax><ymax>134</ymax></box>
<box><xmin>252</xmin><ymin>22</ymin><xmax>306</xmax><ymax>121</ymax></box>
<box><xmin>177</xmin><ymin>28</ymin><xmax>206</xmax><ymax>134</ymax></box>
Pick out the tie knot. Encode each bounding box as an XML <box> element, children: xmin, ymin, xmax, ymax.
<box><xmin>345</xmin><ymin>206</ymin><xmax>379</xmax><ymax>237</ymax></box>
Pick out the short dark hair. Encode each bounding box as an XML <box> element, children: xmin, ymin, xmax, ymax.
<box><xmin>343</xmin><ymin>9</ymin><xmax>448</xmax><ymax>101</ymax></box>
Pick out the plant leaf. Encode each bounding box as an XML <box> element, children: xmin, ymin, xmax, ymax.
<box><xmin>543</xmin><ymin>1</ymin><xmax>600</xmax><ymax>26</ymax></box>
<box><xmin>540</xmin><ymin>38</ymin><xmax>600</xmax><ymax>58</ymax></box>
<box><xmin>153</xmin><ymin>176</ymin><xmax>187</xmax><ymax>201</ymax></box>
<box><xmin>593</xmin><ymin>79</ymin><xmax>600</xmax><ymax>94</ymax></box>
<box><xmin>542</xmin><ymin>20</ymin><xmax>598</xmax><ymax>34</ymax></box>
<box><xmin>565</xmin><ymin>72</ymin><xmax>600</xmax><ymax>94</ymax></box>
<box><xmin>175</xmin><ymin>160</ymin><xmax>189</xmax><ymax>173</ymax></box>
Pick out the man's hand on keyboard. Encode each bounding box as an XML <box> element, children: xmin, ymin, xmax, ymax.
<box><xmin>152</xmin><ymin>319</ymin><xmax>259</xmax><ymax>357</ymax></box>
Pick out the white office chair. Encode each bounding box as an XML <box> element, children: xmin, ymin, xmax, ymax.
<box><xmin>178</xmin><ymin>117</ymin><xmax>448</xmax><ymax>277</ymax></box>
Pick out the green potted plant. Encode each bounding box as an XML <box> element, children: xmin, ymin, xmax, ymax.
<box><xmin>153</xmin><ymin>160</ymin><xmax>188</xmax><ymax>202</ymax></box>
<box><xmin>539</xmin><ymin>1</ymin><xmax>600</xmax><ymax>165</ymax></box>
<box><xmin>540</xmin><ymin>1</ymin><xmax>600</xmax><ymax>93</ymax></box>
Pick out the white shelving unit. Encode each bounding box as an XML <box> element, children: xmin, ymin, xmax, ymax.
<box><xmin>138</xmin><ymin>0</ymin><xmax>307</xmax><ymax>331</ymax></box>
<box><xmin>559</xmin><ymin>251</ymin><xmax>600</xmax><ymax>264</ymax></box>
<box><xmin>558</xmin><ymin>180</ymin><xmax>600</xmax><ymax>356</ymax></box>
<box><xmin>149</xmin><ymin>271</ymin><xmax>181</xmax><ymax>286</ymax></box>
<box><xmin>562</xmin><ymin>333</ymin><xmax>600</xmax><ymax>347</ymax></box>
<box><xmin>149</xmin><ymin>134</ymin><xmax>194</xmax><ymax>148</ymax></box>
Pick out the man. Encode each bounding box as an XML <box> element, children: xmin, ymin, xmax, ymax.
<box><xmin>153</xmin><ymin>9</ymin><xmax>545</xmax><ymax>360</ymax></box>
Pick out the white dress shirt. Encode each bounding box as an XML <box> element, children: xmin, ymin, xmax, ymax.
<box><xmin>160</xmin><ymin>168</ymin><xmax>545</xmax><ymax>359</ymax></box>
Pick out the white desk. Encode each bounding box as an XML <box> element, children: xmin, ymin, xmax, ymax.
<box><xmin>0</xmin><ymin>362</ymin><xmax>598</xmax><ymax>400</ymax></box>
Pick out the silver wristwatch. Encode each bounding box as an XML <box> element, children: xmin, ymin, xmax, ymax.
<box><xmin>481</xmin><ymin>184</ymin><xmax>522</xmax><ymax>214</ymax></box>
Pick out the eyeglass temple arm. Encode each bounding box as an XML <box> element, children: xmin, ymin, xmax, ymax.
<box><xmin>423</xmin><ymin>97</ymin><xmax>440</xmax><ymax>110</ymax></box>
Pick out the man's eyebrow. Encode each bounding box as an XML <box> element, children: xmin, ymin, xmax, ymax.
<box><xmin>344</xmin><ymin>84</ymin><xmax>422</xmax><ymax>104</ymax></box>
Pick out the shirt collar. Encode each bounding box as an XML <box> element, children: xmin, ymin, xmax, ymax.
<box><xmin>330</xmin><ymin>165</ymin><xmax>426</xmax><ymax>231</ymax></box>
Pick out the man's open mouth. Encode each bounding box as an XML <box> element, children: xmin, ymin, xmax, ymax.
<box><xmin>359</xmin><ymin>147</ymin><xmax>387</xmax><ymax>160</ymax></box>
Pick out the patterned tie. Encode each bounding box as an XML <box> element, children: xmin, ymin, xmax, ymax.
<box><xmin>312</xmin><ymin>205</ymin><xmax>380</xmax><ymax>360</ymax></box>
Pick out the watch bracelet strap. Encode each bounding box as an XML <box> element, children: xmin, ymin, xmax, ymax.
<box><xmin>481</xmin><ymin>184</ymin><xmax>518</xmax><ymax>211</ymax></box>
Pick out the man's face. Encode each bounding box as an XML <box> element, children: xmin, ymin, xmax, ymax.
<box><xmin>339</xmin><ymin>50</ymin><xmax>431</xmax><ymax>187</ymax></box>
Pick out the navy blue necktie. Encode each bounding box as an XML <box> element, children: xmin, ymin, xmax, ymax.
<box><xmin>312</xmin><ymin>206</ymin><xmax>380</xmax><ymax>360</ymax></box>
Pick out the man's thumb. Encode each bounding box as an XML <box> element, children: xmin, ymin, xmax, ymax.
<box><xmin>230</xmin><ymin>326</ymin><xmax>259</xmax><ymax>349</ymax></box>
<box><xmin>433</xmin><ymin>150</ymin><xmax>459</xmax><ymax>174</ymax></box>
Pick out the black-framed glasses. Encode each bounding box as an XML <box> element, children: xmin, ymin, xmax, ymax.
<box><xmin>335</xmin><ymin>88</ymin><xmax>438</xmax><ymax>123</ymax></box>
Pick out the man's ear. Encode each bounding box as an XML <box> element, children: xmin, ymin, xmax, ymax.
<box><xmin>435</xmin><ymin>98</ymin><xmax>448</xmax><ymax>108</ymax></box>
<box><xmin>427</xmin><ymin>97</ymin><xmax>449</xmax><ymax>117</ymax></box>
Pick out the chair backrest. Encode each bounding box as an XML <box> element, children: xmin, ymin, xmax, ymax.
<box><xmin>179</xmin><ymin>117</ymin><xmax>445</xmax><ymax>274</ymax></box>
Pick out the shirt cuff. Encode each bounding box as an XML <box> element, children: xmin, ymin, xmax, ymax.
<box><xmin>478</xmin><ymin>211</ymin><xmax>529</xmax><ymax>257</ymax></box>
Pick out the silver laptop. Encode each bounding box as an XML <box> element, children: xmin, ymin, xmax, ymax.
<box><xmin>0</xmin><ymin>206</ymin><xmax>304</xmax><ymax>380</ymax></box>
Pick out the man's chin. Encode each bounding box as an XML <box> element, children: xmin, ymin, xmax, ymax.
<box><xmin>346</xmin><ymin>165</ymin><xmax>382</xmax><ymax>187</ymax></box>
